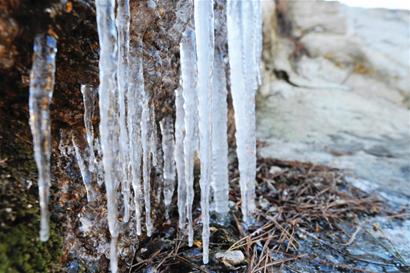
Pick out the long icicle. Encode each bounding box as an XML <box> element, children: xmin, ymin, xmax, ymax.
<box><xmin>141</xmin><ymin>73</ymin><xmax>153</xmax><ymax>237</ymax></box>
<box><xmin>180</xmin><ymin>28</ymin><xmax>198</xmax><ymax>247</ymax></box>
<box><xmin>29</xmin><ymin>33</ymin><xmax>57</xmax><ymax>242</ymax></box>
<box><xmin>128</xmin><ymin>41</ymin><xmax>144</xmax><ymax>236</ymax></box>
<box><xmin>95</xmin><ymin>0</ymin><xmax>119</xmax><ymax>272</ymax></box>
<box><xmin>211</xmin><ymin>52</ymin><xmax>229</xmax><ymax>218</ymax></box>
<box><xmin>116</xmin><ymin>0</ymin><xmax>131</xmax><ymax>223</ymax></box>
<box><xmin>175</xmin><ymin>87</ymin><xmax>186</xmax><ymax>230</ymax></box>
<box><xmin>227</xmin><ymin>0</ymin><xmax>261</xmax><ymax>223</ymax></box>
<box><xmin>254</xmin><ymin>0</ymin><xmax>263</xmax><ymax>85</ymax></box>
<box><xmin>194</xmin><ymin>0</ymin><xmax>214</xmax><ymax>264</ymax></box>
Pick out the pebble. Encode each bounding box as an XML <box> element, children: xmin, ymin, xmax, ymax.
<box><xmin>215</xmin><ymin>250</ymin><xmax>245</xmax><ymax>267</ymax></box>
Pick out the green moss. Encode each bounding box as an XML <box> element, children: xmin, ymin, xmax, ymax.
<box><xmin>0</xmin><ymin>136</ymin><xmax>64</xmax><ymax>273</ymax></box>
<box><xmin>0</xmin><ymin>221</ymin><xmax>62</xmax><ymax>273</ymax></box>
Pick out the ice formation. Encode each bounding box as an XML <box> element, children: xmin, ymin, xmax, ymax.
<box><xmin>226</xmin><ymin>0</ymin><xmax>261</xmax><ymax>223</ymax></box>
<box><xmin>175</xmin><ymin>87</ymin><xmax>186</xmax><ymax>229</ymax></box>
<box><xmin>72</xmin><ymin>137</ymin><xmax>97</xmax><ymax>202</ymax></box>
<box><xmin>194</xmin><ymin>0</ymin><xmax>214</xmax><ymax>264</ymax></box>
<box><xmin>116</xmin><ymin>0</ymin><xmax>131</xmax><ymax>223</ymax></box>
<box><xmin>211</xmin><ymin>52</ymin><xmax>229</xmax><ymax>218</ymax></box>
<box><xmin>127</xmin><ymin>43</ymin><xmax>144</xmax><ymax>236</ymax></box>
<box><xmin>141</xmin><ymin>84</ymin><xmax>153</xmax><ymax>237</ymax></box>
<box><xmin>80</xmin><ymin>84</ymin><xmax>97</xmax><ymax>174</ymax></box>
<box><xmin>29</xmin><ymin>0</ymin><xmax>263</xmax><ymax>269</ymax></box>
<box><xmin>180</xmin><ymin>28</ymin><xmax>198</xmax><ymax>247</ymax></box>
<box><xmin>29</xmin><ymin>33</ymin><xmax>57</xmax><ymax>242</ymax></box>
<box><xmin>160</xmin><ymin>116</ymin><xmax>176</xmax><ymax>219</ymax></box>
<box><xmin>95</xmin><ymin>0</ymin><xmax>120</xmax><ymax>272</ymax></box>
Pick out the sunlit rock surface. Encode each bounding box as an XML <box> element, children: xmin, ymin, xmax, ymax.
<box><xmin>259</xmin><ymin>0</ymin><xmax>410</xmax><ymax>196</ymax></box>
<box><xmin>258</xmin><ymin>2</ymin><xmax>410</xmax><ymax>266</ymax></box>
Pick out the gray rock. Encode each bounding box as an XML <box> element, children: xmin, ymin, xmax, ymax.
<box><xmin>215</xmin><ymin>250</ymin><xmax>245</xmax><ymax>266</ymax></box>
<box><xmin>259</xmin><ymin>0</ymin><xmax>410</xmax><ymax>196</ymax></box>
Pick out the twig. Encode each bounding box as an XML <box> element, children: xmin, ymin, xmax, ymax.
<box><xmin>341</xmin><ymin>222</ymin><xmax>364</xmax><ymax>246</ymax></box>
<box><xmin>252</xmin><ymin>254</ymin><xmax>307</xmax><ymax>272</ymax></box>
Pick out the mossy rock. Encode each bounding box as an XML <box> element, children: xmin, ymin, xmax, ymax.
<box><xmin>0</xmin><ymin>125</ymin><xmax>63</xmax><ymax>273</ymax></box>
<box><xmin>0</xmin><ymin>221</ymin><xmax>62</xmax><ymax>273</ymax></box>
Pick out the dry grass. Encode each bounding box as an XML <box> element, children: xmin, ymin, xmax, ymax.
<box><xmin>127</xmin><ymin>157</ymin><xmax>408</xmax><ymax>273</ymax></box>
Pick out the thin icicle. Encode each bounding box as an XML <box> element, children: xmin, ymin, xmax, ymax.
<box><xmin>150</xmin><ymin>110</ymin><xmax>159</xmax><ymax>168</ymax></box>
<box><xmin>211</xmin><ymin>52</ymin><xmax>229</xmax><ymax>218</ymax></box>
<box><xmin>175</xmin><ymin>87</ymin><xmax>186</xmax><ymax>229</ymax></box>
<box><xmin>141</xmin><ymin>88</ymin><xmax>153</xmax><ymax>236</ymax></box>
<box><xmin>150</xmin><ymin>111</ymin><xmax>162</xmax><ymax>205</ymax></box>
<box><xmin>227</xmin><ymin>0</ymin><xmax>259</xmax><ymax>223</ymax></box>
<box><xmin>254</xmin><ymin>0</ymin><xmax>263</xmax><ymax>85</ymax></box>
<box><xmin>160</xmin><ymin>116</ymin><xmax>176</xmax><ymax>219</ymax></box>
<box><xmin>116</xmin><ymin>0</ymin><xmax>131</xmax><ymax>223</ymax></box>
<box><xmin>72</xmin><ymin>137</ymin><xmax>97</xmax><ymax>202</ymax></box>
<box><xmin>128</xmin><ymin>44</ymin><xmax>143</xmax><ymax>235</ymax></box>
<box><xmin>29</xmin><ymin>33</ymin><xmax>57</xmax><ymax>242</ymax></box>
<box><xmin>180</xmin><ymin>28</ymin><xmax>198</xmax><ymax>247</ymax></box>
<box><xmin>80</xmin><ymin>84</ymin><xmax>97</xmax><ymax>174</ymax></box>
<box><xmin>194</xmin><ymin>0</ymin><xmax>214</xmax><ymax>264</ymax></box>
<box><xmin>95</xmin><ymin>0</ymin><xmax>119</xmax><ymax>272</ymax></box>
<box><xmin>95</xmin><ymin>137</ymin><xmax>105</xmax><ymax>186</ymax></box>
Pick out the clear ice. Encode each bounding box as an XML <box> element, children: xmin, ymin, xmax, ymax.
<box><xmin>141</xmin><ymin>84</ymin><xmax>153</xmax><ymax>236</ymax></box>
<box><xmin>160</xmin><ymin>116</ymin><xmax>176</xmax><ymax>219</ymax></box>
<box><xmin>211</xmin><ymin>52</ymin><xmax>229</xmax><ymax>218</ymax></box>
<box><xmin>80</xmin><ymin>84</ymin><xmax>98</xmax><ymax>174</ymax></box>
<box><xmin>72</xmin><ymin>136</ymin><xmax>97</xmax><ymax>202</ymax></box>
<box><xmin>29</xmin><ymin>33</ymin><xmax>57</xmax><ymax>242</ymax></box>
<box><xmin>116</xmin><ymin>0</ymin><xmax>131</xmax><ymax>223</ymax></box>
<box><xmin>180</xmin><ymin>28</ymin><xmax>198</xmax><ymax>247</ymax></box>
<box><xmin>194</xmin><ymin>0</ymin><xmax>214</xmax><ymax>264</ymax></box>
<box><xmin>127</xmin><ymin>42</ymin><xmax>144</xmax><ymax>236</ymax></box>
<box><xmin>29</xmin><ymin>0</ymin><xmax>263</xmax><ymax>268</ymax></box>
<box><xmin>95</xmin><ymin>0</ymin><xmax>120</xmax><ymax>272</ymax></box>
<box><xmin>175</xmin><ymin>87</ymin><xmax>186</xmax><ymax>229</ymax></box>
<box><xmin>227</xmin><ymin>0</ymin><xmax>261</xmax><ymax>222</ymax></box>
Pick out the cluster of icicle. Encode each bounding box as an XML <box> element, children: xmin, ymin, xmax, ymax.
<box><xmin>28</xmin><ymin>0</ymin><xmax>262</xmax><ymax>272</ymax></box>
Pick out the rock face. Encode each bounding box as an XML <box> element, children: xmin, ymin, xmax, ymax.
<box><xmin>259</xmin><ymin>0</ymin><xmax>410</xmax><ymax>196</ymax></box>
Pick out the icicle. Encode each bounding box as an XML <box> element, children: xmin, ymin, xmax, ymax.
<box><xmin>175</xmin><ymin>87</ymin><xmax>186</xmax><ymax>229</ymax></box>
<box><xmin>95</xmin><ymin>137</ymin><xmax>105</xmax><ymax>186</ymax></box>
<box><xmin>95</xmin><ymin>0</ymin><xmax>119</xmax><ymax>272</ymax></box>
<box><xmin>194</xmin><ymin>0</ymin><xmax>214</xmax><ymax>264</ymax></box>
<box><xmin>128</xmin><ymin>44</ymin><xmax>143</xmax><ymax>235</ymax></box>
<box><xmin>227</xmin><ymin>0</ymin><xmax>260</xmax><ymax>223</ymax></box>
<box><xmin>116</xmin><ymin>0</ymin><xmax>131</xmax><ymax>223</ymax></box>
<box><xmin>150</xmin><ymin>111</ymin><xmax>159</xmax><ymax>168</ymax></box>
<box><xmin>160</xmin><ymin>116</ymin><xmax>176</xmax><ymax>219</ymax></box>
<box><xmin>29</xmin><ymin>33</ymin><xmax>57</xmax><ymax>242</ymax></box>
<box><xmin>211</xmin><ymin>52</ymin><xmax>229</xmax><ymax>218</ymax></box>
<box><xmin>72</xmin><ymin>137</ymin><xmax>97</xmax><ymax>202</ymax></box>
<box><xmin>80</xmin><ymin>84</ymin><xmax>97</xmax><ymax>174</ymax></box>
<box><xmin>254</xmin><ymin>0</ymin><xmax>263</xmax><ymax>85</ymax></box>
<box><xmin>180</xmin><ymin>28</ymin><xmax>198</xmax><ymax>247</ymax></box>
<box><xmin>150</xmin><ymin>111</ymin><xmax>162</xmax><ymax>205</ymax></box>
<box><xmin>141</xmin><ymin>87</ymin><xmax>153</xmax><ymax>236</ymax></box>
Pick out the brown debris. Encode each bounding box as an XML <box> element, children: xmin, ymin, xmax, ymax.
<box><xmin>125</xmin><ymin>157</ymin><xmax>392</xmax><ymax>273</ymax></box>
